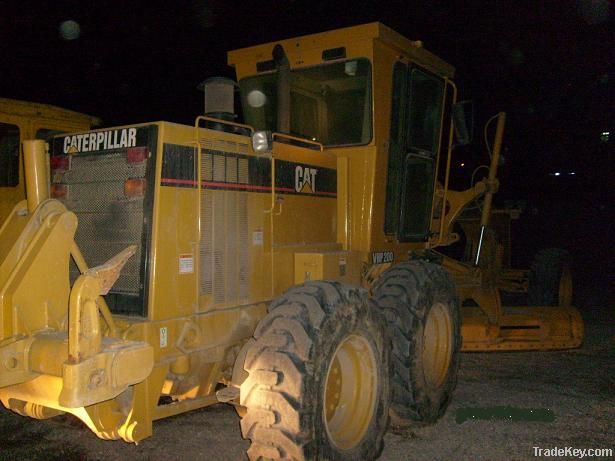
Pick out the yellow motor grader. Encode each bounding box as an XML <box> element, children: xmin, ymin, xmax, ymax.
<box><xmin>0</xmin><ymin>23</ymin><xmax>583</xmax><ymax>460</ymax></box>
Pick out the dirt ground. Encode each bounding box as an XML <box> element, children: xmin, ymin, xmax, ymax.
<box><xmin>0</xmin><ymin>308</ymin><xmax>612</xmax><ymax>461</ymax></box>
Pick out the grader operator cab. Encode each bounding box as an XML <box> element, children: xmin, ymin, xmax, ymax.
<box><xmin>0</xmin><ymin>23</ymin><xmax>583</xmax><ymax>459</ymax></box>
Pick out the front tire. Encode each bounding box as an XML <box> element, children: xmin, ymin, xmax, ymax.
<box><xmin>240</xmin><ymin>281</ymin><xmax>390</xmax><ymax>461</ymax></box>
<box><xmin>372</xmin><ymin>260</ymin><xmax>460</xmax><ymax>425</ymax></box>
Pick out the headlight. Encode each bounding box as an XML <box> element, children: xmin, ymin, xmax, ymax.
<box><xmin>252</xmin><ymin>131</ymin><xmax>272</xmax><ymax>153</ymax></box>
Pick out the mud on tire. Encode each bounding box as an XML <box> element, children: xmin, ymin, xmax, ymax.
<box><xmin>372</xmin><ymin>260</ymin><xmax>460</xmax><ymax>425</ymax></box>
<box><xmin>240</xmin><ymin>281</ymin><xmax>390</xmax><ymax>461</ymax></box>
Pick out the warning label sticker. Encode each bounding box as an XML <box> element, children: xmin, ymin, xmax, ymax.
<box><xmin>179</xmin><ymin>254</ymin><xmax>194</xmax><ymax>274</ymax></box>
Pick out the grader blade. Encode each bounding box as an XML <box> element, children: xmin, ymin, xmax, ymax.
<box><xmin>461</xmin><ymin>305</ymin><xmax>584</xmax><ymax>351</ymax></box>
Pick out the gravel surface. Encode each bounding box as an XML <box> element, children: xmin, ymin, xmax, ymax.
<box><xmin>1</xmin><ymin>313</ymin><xmax>612</xmax><ymax>461</ymax></box>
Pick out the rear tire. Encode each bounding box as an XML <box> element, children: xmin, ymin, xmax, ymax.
<box><xmin>528</xmin><ymin>248</ymin><xmax>572</xmax><ymax>306</ymax></box>
<box><xmin>372</xmin><ymin>260</ymin><xmax>460</xmax><ymax>425</ymax></box>
<box><xmin>240</xmin><ymin>281</ymin><xmax>390</xmax><ymax>461</ymax></box>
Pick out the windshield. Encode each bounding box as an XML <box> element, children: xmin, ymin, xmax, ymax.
<box><xmin>239</xmin><ymin>59</ymin><xmax>372</xmax><ymax>146</ymax></box>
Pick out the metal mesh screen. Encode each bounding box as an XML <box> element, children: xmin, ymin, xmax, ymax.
<box><xmin>199</xmin><ymin>148</ymin><xmax>250</xmax><ymax>307</ymax></box>
<box><xmin>61</xmin><ymin>152</ymin><xmax>147</xmax><ymax>296</ymax></box>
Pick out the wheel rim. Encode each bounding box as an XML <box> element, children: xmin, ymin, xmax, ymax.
<box><xmin>323</xmin><ymin>333</ymin><xmax>377</xmax><ymax>450</ymax></box>
<box><xmin>422</xmin><ymin>302</ymin><xmax>453</xmax><ymax>389</ymax></box>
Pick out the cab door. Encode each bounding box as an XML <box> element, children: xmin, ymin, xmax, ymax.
<box><xmin>384</xmin><ymin>62</ymin><xmax>445</xmax><ymax>242</ymax></box>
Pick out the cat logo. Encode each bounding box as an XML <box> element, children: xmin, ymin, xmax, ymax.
<box><xmin>295</xmin><ymin>166</ymin><xmax>317</xmax><ymax>194</ymax></box>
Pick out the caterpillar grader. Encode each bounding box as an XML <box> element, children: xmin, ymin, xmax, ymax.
<box><xmin>0</xmin><ymin>23</ymin><xmax>583</xmax><ymax>460</ymax></box>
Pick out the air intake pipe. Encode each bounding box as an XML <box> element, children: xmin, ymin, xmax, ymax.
<box><xmin>200</xmin><ymin>76</ymin><xmax>237</xmax><ymax>121</ymax></box>
<box><xmin>273</xmin><ymin>44</ymin><xmax>290</xmax><ymax>134</ymax></box>
<box><xmin>23</xmin><ymin>139</ymin><xmax>50</xmax><ymax>212</ymax></box>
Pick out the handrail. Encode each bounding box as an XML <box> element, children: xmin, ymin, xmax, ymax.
<box><xmin>272</xmin><ymin>132</ymin><xmax>324</xmax><ymax>151</ymax></box>
<box><xmin>438</xmin><ymin>78</ymin><xmax>458</xmax><ymax>246</ymax></box>
<box><xmin>194</xmin><ymin>115</ymin><xmax>254</xmax><ymax>135</ymax></box>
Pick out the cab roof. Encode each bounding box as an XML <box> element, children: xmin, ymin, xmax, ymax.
<box><xmin>228</xmin><ymin>22</ymin><xmax>455</xmax><ymax>80</ymax></box>
<box><xmin>0</xmin><ymin>98</ymin><xmax>100</xmax><ymax>126</ymax></box>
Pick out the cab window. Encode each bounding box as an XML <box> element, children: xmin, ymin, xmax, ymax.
<box><xmin>239</xmin><ymin>59</ymin><xmax>372</xmax><ymax>146</ymax></box>
<box><xmin>407</xmin><ymin>68</ymin><xmax>444</xmax><ymax>154</ymax></box>
<box><xmin>35</xmin><ymin>128</ymin><xmax>66</xmax><ymax>141</ymax></box>
<box><xmin>0</xmin><ymin>122</ymin><xmax>20</xmax><ymax>187</ymax></box>
<box><xmin>384</xmin><ymin>64</ymin><xmax>445</xmax><ymax>241</ymax></box>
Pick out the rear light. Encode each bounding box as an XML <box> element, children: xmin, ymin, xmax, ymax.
<box><xmin>51</xmin><ymin>184</ymin><xmax>68</xmax><ymax>199</ymax></box>
<box><xmin>127</xmin><ymin>147</ymin><xmax>148</xmax><ymax>164</ymax></box>
<box><xmin>124</xmin><ymin>178</ymin><xmax>146</xmax><ymax>197</ymax></box>
<box><xmin>51</xmin><ymin>155</ymin><xmax>70</xmax><ymax>171</ymax></box>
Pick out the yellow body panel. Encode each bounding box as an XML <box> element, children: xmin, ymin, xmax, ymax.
<box><xmin>294</xmin><ymin>250</ymin><xmax>362</xmax><ymax>285</ymax></box>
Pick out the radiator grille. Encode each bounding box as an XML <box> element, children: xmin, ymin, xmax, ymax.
<box><xmin>60</xmin><ymin>152</ymin><xmax>147</xmax><ymax>296</ymax></box>
<box><xmin>199</xmin><ymin>148</ymin><xmax>250</xmax><ymax>307</ymax></box>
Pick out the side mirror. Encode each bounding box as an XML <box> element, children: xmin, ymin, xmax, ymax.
<box><xmin>452</xmin><ymin>100</ymin><xmax>474</xmax><ymax>146</ymax></box>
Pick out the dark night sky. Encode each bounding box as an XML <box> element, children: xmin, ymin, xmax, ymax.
<box><xmin>1</xmin><ymin>1</ymin><xmax>612</xmax><ymax>202</ymax></box>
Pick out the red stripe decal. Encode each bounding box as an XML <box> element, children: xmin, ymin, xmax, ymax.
<box><xmin>161</xmin><ymin>178</ymin><xmax>196</xmax><ymax>185</ymax></box>
<box><xmin>161</xmin><ymin>178</ymin><xmax>336</xmax><ymax>197</ymax></box>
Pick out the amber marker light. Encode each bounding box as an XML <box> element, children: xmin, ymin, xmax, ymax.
<box><xmin>124</xmin><ymin>178</ymin><xmax>146</xmax><ymax>197</ymax></box>
<box><xmin>50</xmin><ymin>183</ymin><xmax>68</xmax><ymax>199</ymax></box>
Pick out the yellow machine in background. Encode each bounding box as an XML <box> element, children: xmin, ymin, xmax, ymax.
<box><xmin>0</xmin><ymin>23</ymin><xmax>583</xmax><ymax>460</ymax></box>
<box><xmin>0</xmin><ymin>98</ymin><xmax>99</xmax><ymax>226</ymax></box>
